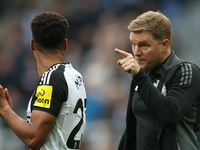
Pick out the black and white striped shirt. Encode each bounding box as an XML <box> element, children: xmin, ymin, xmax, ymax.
<box><xmin>27</xmin><ymin>63</ymin><xmax>87</xmax><ymax>150</ymax></box>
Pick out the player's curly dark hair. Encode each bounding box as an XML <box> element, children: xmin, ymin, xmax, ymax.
<box><xmin>31</xmin><ymin>11</ymin><xmax>69</xmax><ymax>52</ymax></box>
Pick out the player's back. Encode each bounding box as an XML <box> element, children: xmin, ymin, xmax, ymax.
<box><xmin>40</xmin><ymin>63</ymin><xmax>87</xmax><ymax>150</ymax></box>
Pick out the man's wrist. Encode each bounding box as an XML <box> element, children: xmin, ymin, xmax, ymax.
<box><xmin>132</xmin><ymin>68</ymin><xmax>147</xmax><ymax>82</ymax></box>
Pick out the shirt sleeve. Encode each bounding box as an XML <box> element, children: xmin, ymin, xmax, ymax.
<box><xmin>33</xmin><ymin>70</ymin><xmax>68</xmax><ymax>117</ymax></box>
<box><xmin>133</xmin><ymin>63</ymin><xmax>200</xmax><ymax>126</ymax></box>
<box><xmin>118</xmin><ymin>79</ymin><xmax>137</xmax><ymax>150</ymax></box>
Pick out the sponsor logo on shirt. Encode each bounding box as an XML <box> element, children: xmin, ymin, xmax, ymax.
<box><xmin>34</xmin><ymin>85</ymin><xmax>53</xmax><ymax>108</ymax></box>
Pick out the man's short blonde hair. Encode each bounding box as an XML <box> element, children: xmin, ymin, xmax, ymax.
<box><xmin>128</xmin><ymin>11</ymin><xmax>171</xmax><ymax>44</ymax></box>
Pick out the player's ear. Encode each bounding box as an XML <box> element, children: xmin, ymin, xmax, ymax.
<box><xmin>30</xmin><ymin>39</ymin><xmax>35</xmax><ymax>51</ymax></box>
<box><xmin>63</xmin><ymin>39</ymin><xmax>68</xmax><ymax>50</ymax></box>
<box><xmin>162</xmin><ymin>39</ymin><xmax>170</xmax><ymax>52</ymax></box>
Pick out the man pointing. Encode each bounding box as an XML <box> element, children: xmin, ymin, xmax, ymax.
<box><xmin>116</xmin><ymin>10</ymin><xmax>200</xmax><ymax>150</ymax></box>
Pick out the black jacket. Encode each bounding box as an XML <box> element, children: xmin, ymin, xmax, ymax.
<box><xmin>119</xmin><ymin>51</ymin><xmax>200</xmax><ymax>150</ymax></box>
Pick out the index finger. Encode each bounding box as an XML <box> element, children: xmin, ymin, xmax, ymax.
<box><xmin>115</xmin><ymin>48</ymin><xmax>130</xmax><ymax>58</ymax></box>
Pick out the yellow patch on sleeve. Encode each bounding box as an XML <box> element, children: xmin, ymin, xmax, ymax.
<box><xmin>34</xmin><ymin>85</ymin><xmax>53</xmax><ymax>108</ymax></box>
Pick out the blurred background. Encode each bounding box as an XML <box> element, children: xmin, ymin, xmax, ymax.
<box><xmin>0</xmin><ymin>0</ymin><xmax>199</xmax><ymax>149</ymax></box>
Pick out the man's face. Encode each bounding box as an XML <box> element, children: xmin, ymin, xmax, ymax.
<box><xmin>130</xmin><ymin>31</ymin><xmax>164</xmax><ymax>71</ymax></box>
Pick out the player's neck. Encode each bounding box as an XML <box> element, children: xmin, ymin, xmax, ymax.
<box><xmin>35</xmin><ymin>51</ymin><xmax>64</xmax><ymax>77</ymax></box>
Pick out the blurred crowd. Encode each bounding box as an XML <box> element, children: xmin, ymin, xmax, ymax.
<box><xmin>0</xmin><ymin>0</ymin><xmax>200</xmax><ymax>150</ymax></box>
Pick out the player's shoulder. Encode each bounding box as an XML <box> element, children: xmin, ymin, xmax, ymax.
<box><xmin>39</xmin><ymin>63</ymin><xmax>66</xmax><ymax>85</ymax></box>
<box><xmin>63</xmin><ymin>63</ymin><xmax>84</xmax><ymax>80</ymax></box>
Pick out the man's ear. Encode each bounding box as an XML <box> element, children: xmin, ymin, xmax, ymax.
<box><xmin>63</xmin><ymin>39</ymin><xmax>68</xmax><ymax>50</ymax></box>
<box><xmin>30</xmin><ymin>39</ymin><xmax>35</xmax><ymax>51</ymax></box>
<box><xmin>162</xmin><ymin>39</ymin><xmax>170</xmax><ymax>51</ymax></box>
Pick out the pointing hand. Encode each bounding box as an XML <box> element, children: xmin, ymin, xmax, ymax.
<box><xmin>115</xmin><ymin>48</ymin><xmax>140</xmax><ymax>77</ymax></box>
